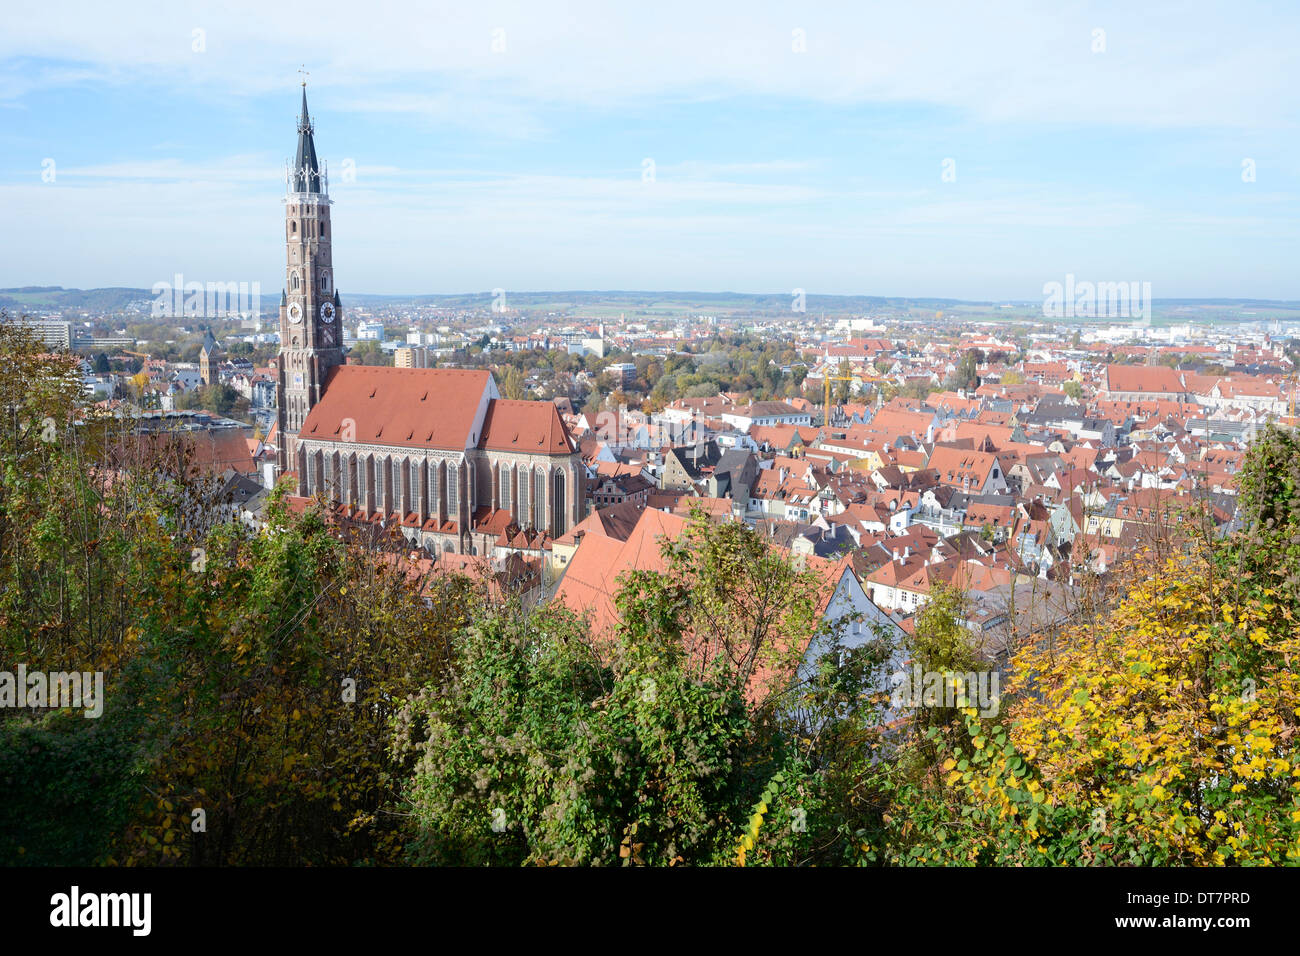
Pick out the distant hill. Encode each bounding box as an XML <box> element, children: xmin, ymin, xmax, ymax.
<box><xmin>3</xmin><ymin>287</ymin><xmax>1298</xmax><ymax>320</ymax></box>
<box><xmin>0</xmin><ymin>286</ymin><xmax>153</xmax><ymax>312</ymax></box>
<box><xmin>0</xmin><ymin>287</ymin><xmax>993</xmax><ymax>317</ymax></box>
<box><xmin>338</xmin><ymin>290</ymin><xmax>992</xmax><ymax>313</ymax></box>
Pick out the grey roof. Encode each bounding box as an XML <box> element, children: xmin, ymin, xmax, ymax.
<box><xmin>970</xmin><ymin>493</ymin><xmax>1017</xmax><ymax>508</ymax></box>
<box><xmin>714</xmin><ymin>448</ymin><xmax>754</xmax><ymax>476</ymax></box>
<box><xmin>218</xmin><ymin>470</ymin><xmax>264</xmax><ymax>505</ymax></box>
<box><xmin>666</xmin><ymin>441</ymin><xmax>722</xmax><ymax>479</ymax></box>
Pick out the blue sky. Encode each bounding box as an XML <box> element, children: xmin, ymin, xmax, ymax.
<box><xmin>2</xmin><ymin>0</ymin><xmax>1298</xmax><ymax>300</ymax></box>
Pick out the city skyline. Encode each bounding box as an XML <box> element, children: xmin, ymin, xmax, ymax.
<box><xmin>2</xmin><ymin>1</ymin><xmax>1299</xmax><ymax>299</ymax></box>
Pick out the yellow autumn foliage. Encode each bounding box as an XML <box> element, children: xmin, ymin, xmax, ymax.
<box><xmin>961</xmin><ymin>537</ymin><xmax>1300</xmax><ymax>864</ymax></box>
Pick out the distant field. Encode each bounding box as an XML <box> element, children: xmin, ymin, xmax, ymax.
<box><xmin>5</xmin><ymin>286</ymin><xmax>1300</xmax><ymax>326</ymax></box>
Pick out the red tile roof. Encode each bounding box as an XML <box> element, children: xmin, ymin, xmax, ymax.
<box><xmin>301</xmin><ymin>365</ymin><xmax>491</xmax><ymax>450</ymax></box>
<box><xmin>1104</xmin><ymin>364</ymin><xmax>1184</xmax><ymax>395</ymax></box>
<box><xmin>297</xmin><ymin>365</ymin><xmax>575</xmax><ymax>456</ymax></box>
<box><xmin>554</xmin><ymin>508</ymin><xmax>686</xmax><ymax>633</ymax></box>
<box><xmin>478</xmin><ymin>399</ymin><xmax>576</xmax><ymax>455</ymax></box>
<box><xmin>926</xmin><ymin>445</ymin><xmax>999</xmax><ymax>487</ymax></box>
<box><xmin>554</xmin><ymin>509</ymin><xmax>863</xmax><ymax>705</ymax></box>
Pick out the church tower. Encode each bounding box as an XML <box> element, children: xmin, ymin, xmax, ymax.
<box><xmin>276</xmin><ymin>81</ymin><xmax>344</xmax><ymax>478</ymax></box>
<box><xmin>199</xmin><ymin>329</ymin><xmax>218</xmax><ymax>386</ymax></box>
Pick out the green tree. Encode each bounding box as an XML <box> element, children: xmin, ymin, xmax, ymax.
<box><xmin>395</xmin><ymin>601</ymin><xmax>774</xmax><ymax>866</ymax></box>
<box><xmin>175</xmin><ymin>383</ymin><xmax>250</xmax><ymax>419</ymax></box>
<box><xmin>498</xmin><ymin>366</ymin><xmax>527</xmax><ymax>400</ymax></box>
<box><xmin>834</xmin><ymin>359</ymin><xmax>853</xmax><ymax>404</ymax></box>
<box><xmin>396</xmin><ymin>508</ymin><xmax>892</xmax><ymax>866</ymax></box>
<box><xmin>946</xmin><ymin>350</ymin><xmax>981</xmax><ymax>391</ymax></box>
<box><xmin>0</xmin><ymin>320</ymin><xmax>473</xmax><ymax>865</ymax></box>
<box><xmin>903</xmin><ymin>584</ymin><xmax>981</xmax><ymax>753</ymax></box>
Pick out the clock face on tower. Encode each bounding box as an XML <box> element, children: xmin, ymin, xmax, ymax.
<box><xmin>320</xmin><ymin>301</ymin><xmax>335</xmax><ymax>322</ymax></box>
<box><xmin>288</xmin><ymin>302</ymin><xmax>303</xmax><ymax>324</ymax></box>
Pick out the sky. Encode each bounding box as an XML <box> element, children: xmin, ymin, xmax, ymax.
<box><xmin>1</xmin><ymin>0</ymin><xmax>1298</xmax><ymax>301</ymax></box>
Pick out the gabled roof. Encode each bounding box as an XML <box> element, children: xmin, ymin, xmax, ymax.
<box><xmin>1104</xmin><ymin>364</ymin><xmax>1184</xmax><ymax>395</ymax></box>
<box><xmin>479</xmin><ymin>398</ymin><xmax>576</xmax><ymax>455</ymax></box>
<box><xmin>553</xmin><ymin>509</ymin><xmax>876</xmax><ymax>704</ymax></box>
<box><xmin>749</xmin><ymin>424</ymin><xmax>820</xmax><ymax>449</ymax></box>
<box><xmin>729</xmin><ymin>400</ymin><xmax>807</xmax><ymax>419</ymax></box>
<box><xmin>122</xmin><ymin>428</ymin><xmax>258</xmax><ymax>476</ymax></box>
<box><xmin>664</xmin><ymin>441</ymin><xmax>723</xmax><ymax>479</ymax></box>
<box><xmin>300</xmin><ymin>365</ymin><xmax>491</xmax><ymax>450</ymax></box>
<box><xmin>554</xmin><ymin>500</ymin><xmax>645</xmax><ymax>546</ymax></box>
<box><xmin>926</xmin><ymin>445</ymin><xmax>1000</xmax><ymax>487</ymax></box>
<box><xmin>554</xmin><ymin>509</ymin><xmax>688</xmax><ymax>633</ymax></box>
<box><xmin>714</xmin><ymin>448</ymin><xmax>755</xmax><ymax>476</ymax></box>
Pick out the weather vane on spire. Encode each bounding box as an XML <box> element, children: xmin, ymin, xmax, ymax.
<box><xmin>298</xmin><ymin>65</ymin><xmax>309</xmax><ymax>87</ymax></box>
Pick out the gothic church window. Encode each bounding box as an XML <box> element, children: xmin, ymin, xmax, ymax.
<box><xmin>534</xmin><ymin>470</ymin><xmax>545</xmax><ymax>528</ymax></box>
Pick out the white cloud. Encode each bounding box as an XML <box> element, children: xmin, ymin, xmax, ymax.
<box><xmin>4</xmin><ymin>1</ymin><xmax>1298</xmax><ymax>297</ymax></box>
<box><xmin>2</xmin><ymin>0</ymin><xmax>1296</xmax><ymax>129</ymax></box>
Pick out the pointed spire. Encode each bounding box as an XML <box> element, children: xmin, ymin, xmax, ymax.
<box><xmin>299</xmin><ymin>84</ymin><xmax>311</xmax><ymax>132</ymax></box>
<box><xmin>292</xmin><ymin>83</ymin><xmax>322</xmax><ymax>194</ymax></box>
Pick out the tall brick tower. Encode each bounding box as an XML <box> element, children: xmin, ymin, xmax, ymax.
<box><xmin>276</xmin><ymin>81</ymin><xmax>344</xmax><ymax>478</ymax></box>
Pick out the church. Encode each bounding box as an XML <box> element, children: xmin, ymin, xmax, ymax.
<box><xmin>276</xmin><ymin>84</ymin><xmax>585</xmax><ymax>556</ymax></box>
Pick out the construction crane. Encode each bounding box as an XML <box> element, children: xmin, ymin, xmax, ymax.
<box><xmin>821</xmin><ymin>364</ymin><xmax>885</xmax><ymax>426</ymax></box>
<box><xmin>822</xmin><ymin>370</ymin><xmax>855</xmax><ymax>423</ymax></box>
